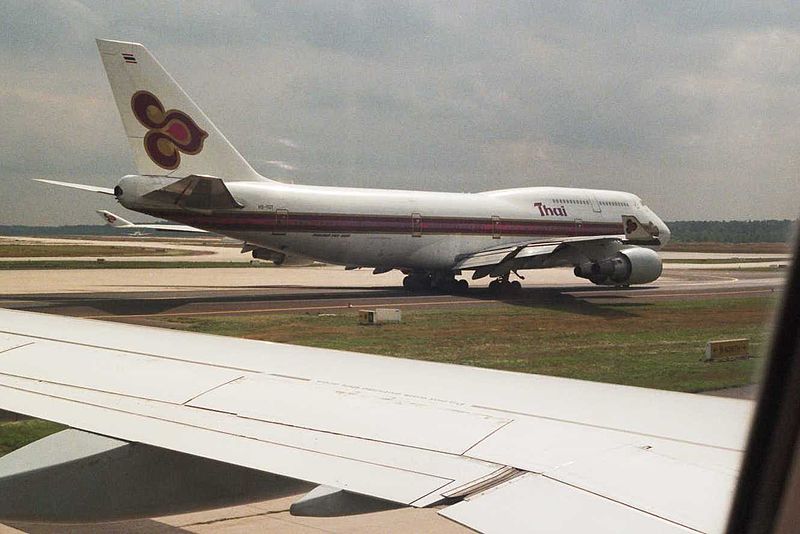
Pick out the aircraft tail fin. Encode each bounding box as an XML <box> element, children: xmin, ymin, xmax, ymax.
<box><xmin>96</xmin><ymin>39</ymin><xmax>266</xmax><ymax>182</ymax></box>
<box><xmin>97</xmin><ymin>210</ymin><xmax>133</xmax><ymax>228</ymax></box>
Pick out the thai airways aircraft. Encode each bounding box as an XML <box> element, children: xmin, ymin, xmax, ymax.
<box><xmin>97</xmin><ymin>209</ymin><xmax>205</xmax><ymax>234</ymax></box>
<box><xmin>38</xmin><ymin>39</ymin><xmax>670</xmax><ymax>292</ymax></box>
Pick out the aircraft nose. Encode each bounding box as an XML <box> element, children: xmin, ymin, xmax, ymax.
<box><xmin>659</xmin><ymin>220</ymin><xmax>671</xmax><ymax>245</ymax></box>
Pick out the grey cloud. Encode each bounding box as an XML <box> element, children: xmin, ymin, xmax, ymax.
<box><xmin>1</xmin><ymin>1</ymin><xmax>798</xmax><ymax>225</ymax></box>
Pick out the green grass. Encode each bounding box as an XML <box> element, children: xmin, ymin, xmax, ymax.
<box><xmin>163</xmin><ymin>295</ymin><xmax>775</xmax><ymax>393</ymax></box>
<box><xmin>0</xmin><ymin>419</ymin><xmax>65</xmax><ymax>457</ymax></box>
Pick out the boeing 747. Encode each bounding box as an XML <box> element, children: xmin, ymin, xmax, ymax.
<box><xmin>39</xmin><ymin>39</ymin><xmax>670</xmax><ymax>292</ymax></box>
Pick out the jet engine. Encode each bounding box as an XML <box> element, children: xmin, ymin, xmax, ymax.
<box><xmin>574</xmin><ymin>247</ymin><xmax>662</xmax><ymax>286</ymax></box>
<box><xmin>251</xmin><ymin>248</ymin><xmax>315</xmax><ymax>266</ymax></box>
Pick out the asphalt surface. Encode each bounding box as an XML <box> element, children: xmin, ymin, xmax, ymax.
<box><xmin>0</xmin><ymin>268</ymin><xmax>784</xmax><ymax>321</ymax></box>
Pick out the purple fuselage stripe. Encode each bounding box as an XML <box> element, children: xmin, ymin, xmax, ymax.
<box><xmin>142</xmin><ymin>210</ymin><xmax>623</xmax><ymax>237</ymax></box>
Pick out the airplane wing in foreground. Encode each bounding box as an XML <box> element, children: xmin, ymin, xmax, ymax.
<box><xmin>0</xmin><ymin>309</ymin><xmax>751</xmax><ymax>532</ymax></box>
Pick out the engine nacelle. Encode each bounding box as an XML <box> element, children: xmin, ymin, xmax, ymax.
<box><xmin>574</xmin><ymin>247</ymin><xmax>662</xmax><ymax>286</ymax></box>
<box><xmin>252</xmin><ymin>248</ymin><xmax>314</xmax><ymax>266</ymax></box>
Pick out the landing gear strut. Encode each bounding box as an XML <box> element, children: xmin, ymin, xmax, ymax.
<box><xmin>402</xmin><ymin>272</ymin><xmax>431</xmax><ymax>291</ymax></box>
<box><xmin>402</xmin><ymin>272</ymin><xmax>469</xmax><ymax>293</ymax></box>
<box><xmin>431</xmin><ymin>272</ymin><xmax>469</xmax><ymax>293</ymax></box>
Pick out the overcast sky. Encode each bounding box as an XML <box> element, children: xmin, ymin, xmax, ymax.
<box><xmin>1</xmin><ymin>1</ymin><xmax>799</xmax><ymax>225</ymax></box>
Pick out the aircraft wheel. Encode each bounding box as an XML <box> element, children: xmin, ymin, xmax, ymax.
<box><xmin>488</xmin><ymin>279</ymin><xmax>501</xmax><ymax>294</ymax></box>
<box><xmin>403</xmin><ymin>273</ymin><xmax>431</xmax><ymax>291</ymax></box>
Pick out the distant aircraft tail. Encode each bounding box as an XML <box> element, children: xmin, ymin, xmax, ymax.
<box><xmin>97</xmin><ymin>210</ymin><xmax>133</xmax><ymax>228</ymax></box>
<box><xmin>96</xmin><ymin>39</ymin><xmax>266</xmax><ymax>182</ymax></box>
<box><xmin>622</xmin><ymin>215</ymin><xmax>661</xmax><ymax>242</ymax></box>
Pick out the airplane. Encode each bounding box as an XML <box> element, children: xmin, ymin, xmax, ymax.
<box><xmin>0</xmin><ymin>307</ymin><xmax>754</xmax><ymax>532</ymax></box>
<box><xmin>37</xmin><ymin>39</ymin><xmax>671</xmax><ymax>294</ymax></box>
<box><xmin>96</xmin><ymin>209</ymin><xmax>208</xmax><ymax>235</ymax></box>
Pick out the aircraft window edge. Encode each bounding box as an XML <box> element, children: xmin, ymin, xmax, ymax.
<box><xmin>726</xmin><ymin>221</ymin><xmax>800</xmax><ymax>533</ymax></box>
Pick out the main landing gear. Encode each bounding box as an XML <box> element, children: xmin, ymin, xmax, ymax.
<box><xmin>487</xmin><ymin>276</ymin><xmax>522</xmax><ymax>296</ymax></box>
<box><xmin>402</xmin><ymin>272</ymin><xmax>469</xmax><ymax>293</ymax></box>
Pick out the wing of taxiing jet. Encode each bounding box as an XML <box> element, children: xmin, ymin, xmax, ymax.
<box><xmin>96</xmin><ymin>209</ymin><xmax>209</xmax><ymax>234</ymax></box>
<box><xmin>454</xmin><ymin>214</ymin><xmax>659</xmax><ymax>279</ymax></box>
<box><xmin>0</xmin><ymin>309</ymin><xmax>750</xmax><ymax>532</ymax></box>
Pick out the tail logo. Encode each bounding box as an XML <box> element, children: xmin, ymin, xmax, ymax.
<box><xmin>131</xmin><ymin>91</ymin><xmax>208</xmax><ymax>170</ymax></box>
<box><xmin>104</xmin><ymin>213</ymin><xmax>117</xmax><ymax>223</ymax></box>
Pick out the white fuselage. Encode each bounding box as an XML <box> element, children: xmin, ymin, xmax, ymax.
<box><xmin>118</xmin><ymin>176</ymin><xmax>670</xmax><ymax>271</ymax></box>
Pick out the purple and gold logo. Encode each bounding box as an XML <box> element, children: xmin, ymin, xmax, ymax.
<box><xmin>130</xmin><ymin>91</ymin><xmax>208</xmax><ymax>170</ymax></box>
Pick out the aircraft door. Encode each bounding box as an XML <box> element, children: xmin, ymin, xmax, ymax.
<box><xmin>274</xmin><ymin>209</ymin><xmax>288</xmax><ymax>235</ymax></box>
<box><xmin>411</xmin><ymin>213</ymin><xmax>422</xmax><ymax>237</ymax></box>
<box><xmin>589</xmin><ymin>195</ymin><xmax>602</xmax><ymax>213</ymax></box>
<box><xmin>492</xmin><ymin>216</ymin><xmax>501</xmax><ymax>239</ymax></box>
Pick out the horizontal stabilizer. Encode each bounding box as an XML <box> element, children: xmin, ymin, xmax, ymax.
<box><xmin>34</xmin><ymin>179</ymin><xmax>115</xmax><ymax>195</ymax></box>
<box><xmin>142</xmin><ymin>174</ymin><xmax>243</xmax><ymax>212</ymax></box>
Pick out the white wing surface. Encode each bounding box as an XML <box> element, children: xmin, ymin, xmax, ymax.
<box><xmin>454</xmin><ymin>215</ymin><xmax>660</xmax><ymax>277</ymax></box>
<box><xmin>96</xmin><ymin>209</ymin><xmax>208</xmax><ymax>234</ymax></box>
<box><xmin>34</xmin><ymin>179</ymin><xmax>115</xmax><ymax>195</ymax></box>
<box><xmin>0</xmin><ymin>309</ymin><xmax>751</xmax><ymax>532</ymax></box>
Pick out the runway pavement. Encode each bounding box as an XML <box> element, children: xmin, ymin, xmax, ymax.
<box><xmin>0</xmin><ymin>266</ymin><xmax>785</xmax><ymax>320</ymax></box>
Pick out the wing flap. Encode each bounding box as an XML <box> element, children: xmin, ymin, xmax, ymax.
<box><xmin>0</xmin><ymin>374</ymin><xmax>501</xmax><ymax>506</ymax></box>
<box><xmin>440</xmin><ymin>473</ymin><xmax>691</xmax><ymax>533</ymax></box>
<box><xmin>544</xmin><ymin>442</ymin><xmax>738</xmax><ymax>533</ymax></box>
<box><xmin>462</xmin><ymin>418</ymin><xmax>742</xmax><ymax>532</ymax></box>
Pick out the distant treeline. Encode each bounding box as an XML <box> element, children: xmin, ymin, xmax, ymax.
<box><xmin>0</xmin><ymin>220</ymin><xmax>796</xmax><ymax>243</ymax></box>
<box><xmin>666</xmin><ymin>220</ymin><xmax>796</xmax><ymax>243</ymax></box>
